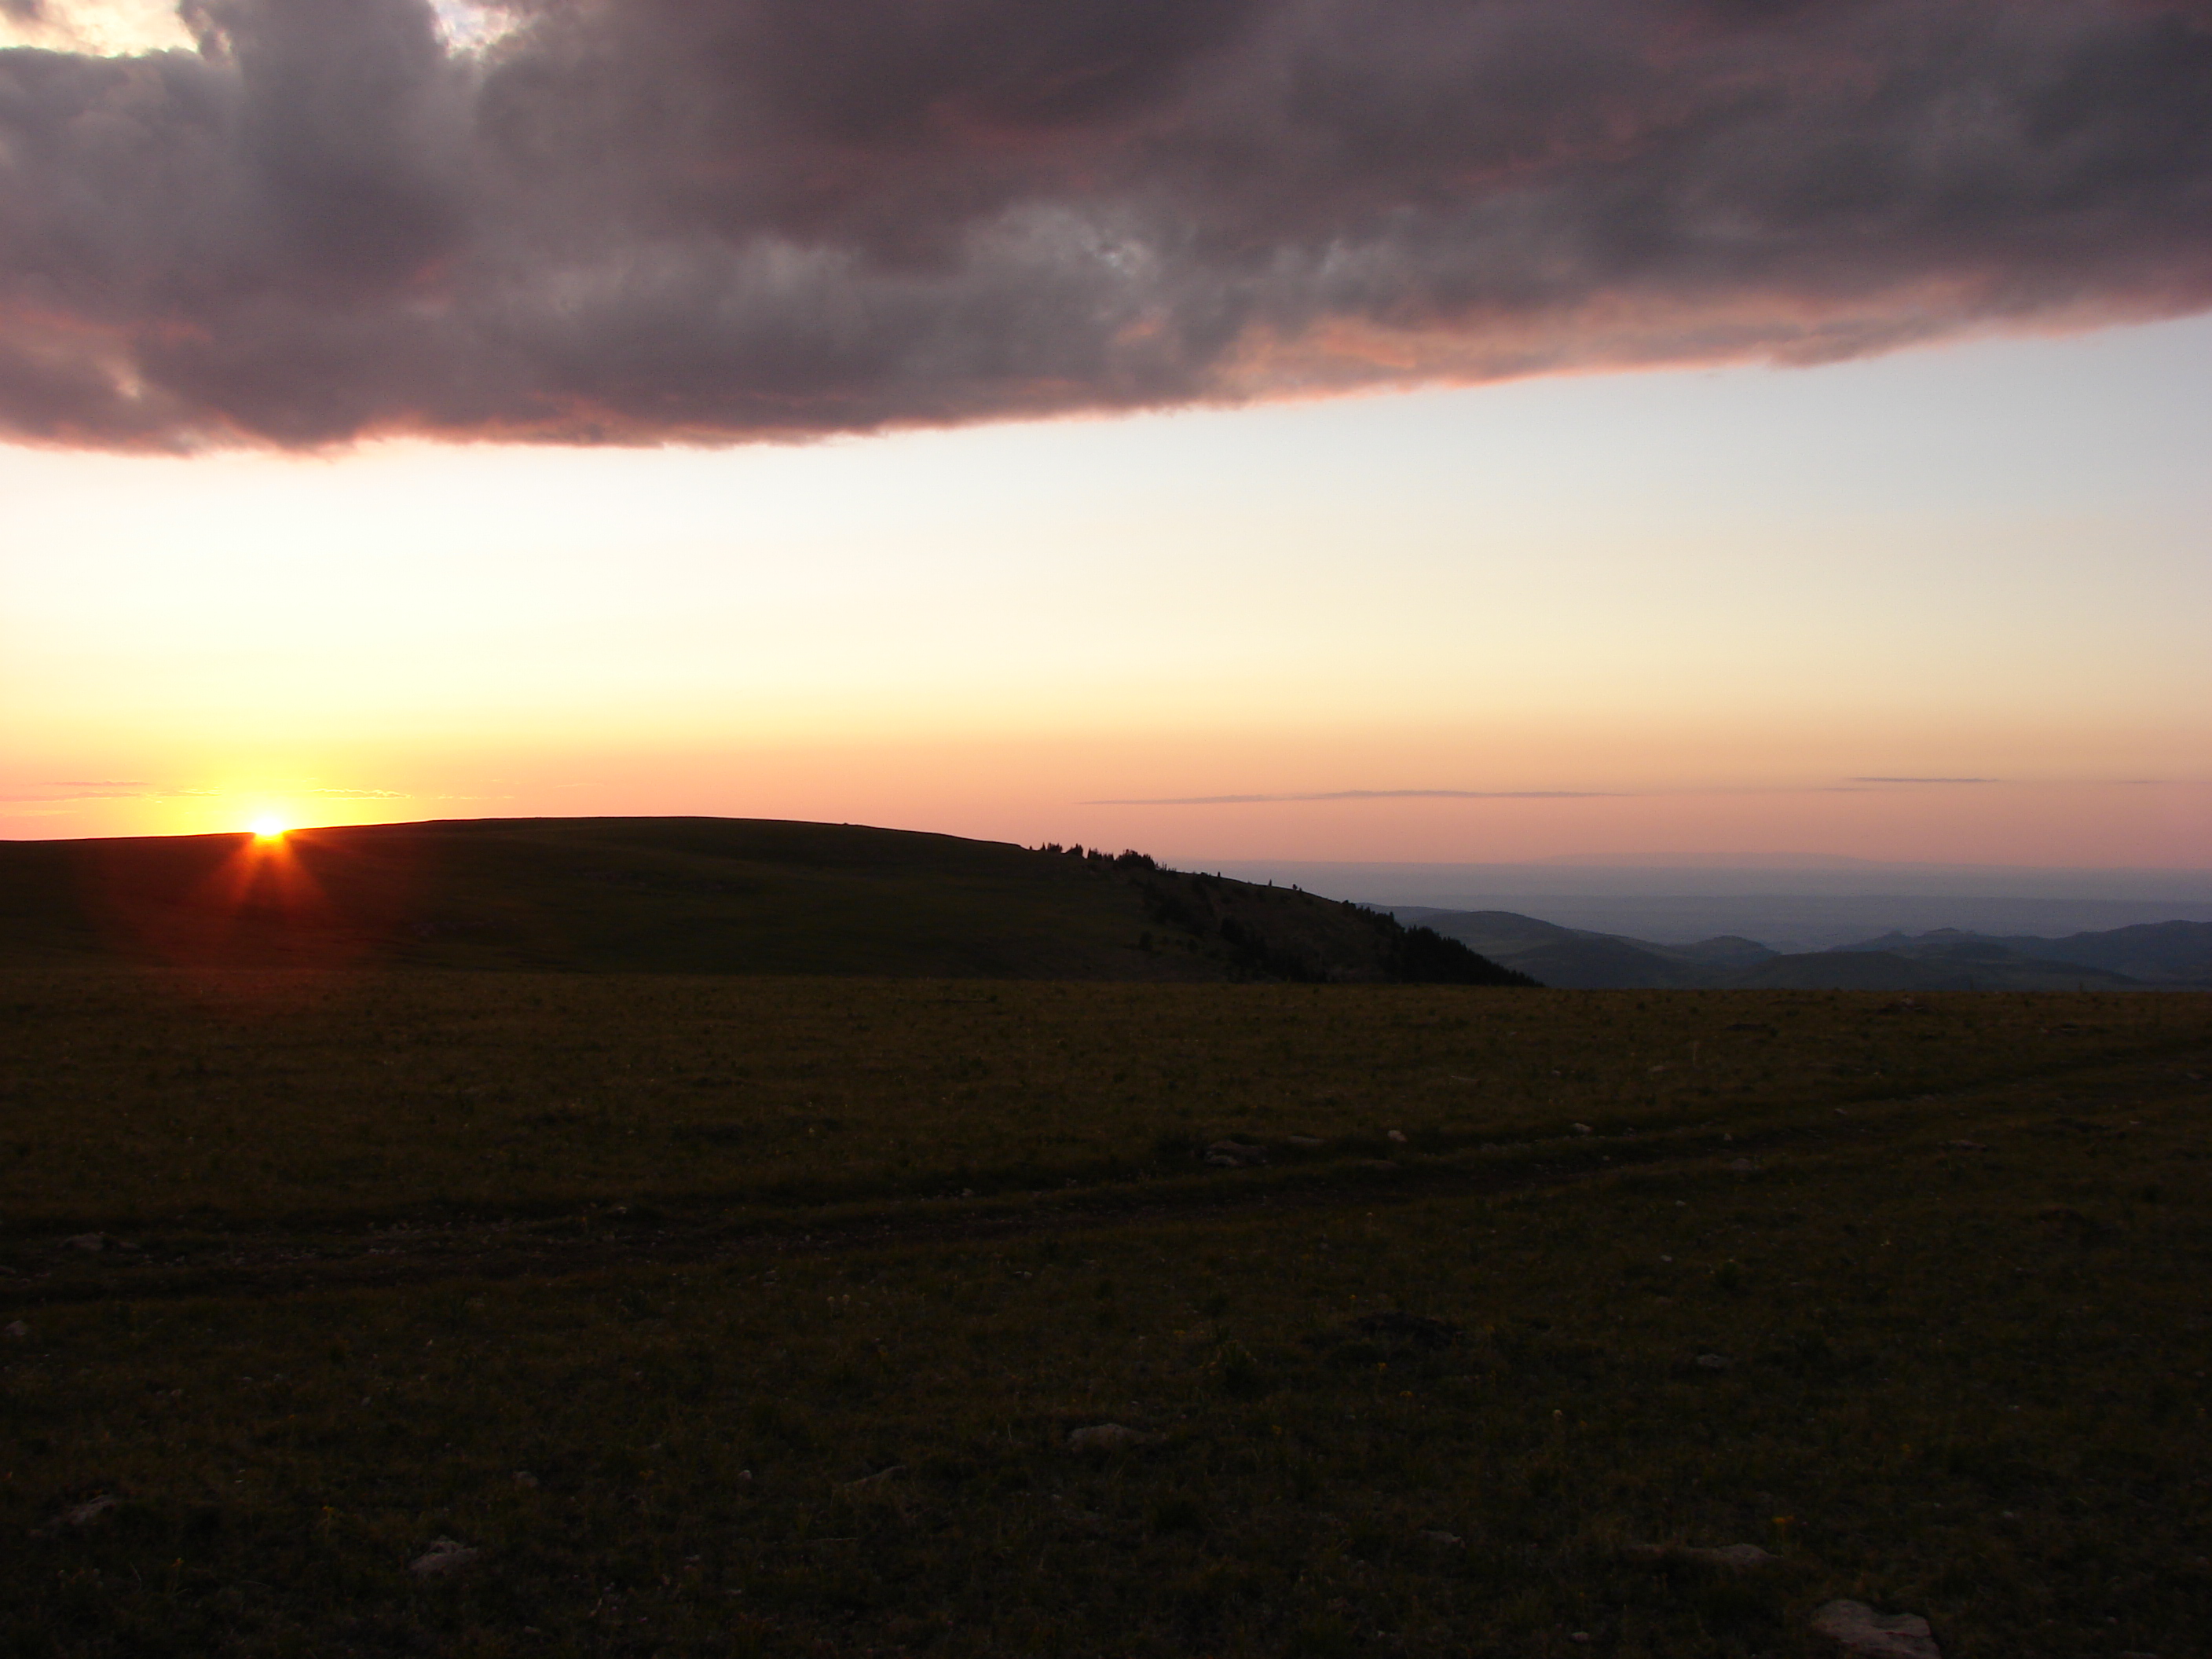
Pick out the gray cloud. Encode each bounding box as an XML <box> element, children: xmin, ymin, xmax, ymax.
<box><xmin>2</xmin><ymin>0</ymin><xmax>2208</xmax><ymax>449</ymax></box>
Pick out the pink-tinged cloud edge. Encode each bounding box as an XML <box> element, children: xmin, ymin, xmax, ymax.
<box><xmin>2</xmin><ymin>0</ymin><xmax>2210</xmax><ymax>451</ymax></box>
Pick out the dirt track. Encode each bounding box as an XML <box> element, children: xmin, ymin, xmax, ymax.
<box><xmin>9</xmin><ymin>1038</ymin><xmax>2199</xmax><ymax>1309</ymax></box>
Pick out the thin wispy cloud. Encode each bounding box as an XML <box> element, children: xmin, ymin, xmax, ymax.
<box><xmin>1086</xmin><ymin>780</ymin><xmax>2039</xmax><ymax>806</ymax></box>
<box><xmin>0</xmin><ymin>1</ymin><xmax>2207</xmax><ymax>449</ymax></box>
<box><xmin>1085</xmin><ymin>790</ymin><xmax>1620</xmax><ymax>806</ymax></box>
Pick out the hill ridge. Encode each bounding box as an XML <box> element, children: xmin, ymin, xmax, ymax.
<box><xmin>0</xmin><ymin>815</ymin><xmax>1531</xmax><ymax>986</ymax></box>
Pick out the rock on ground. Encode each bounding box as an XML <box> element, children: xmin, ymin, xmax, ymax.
<box><xmin>1691</xmin><ymin>1544</ymin><xmax>1776</xmax><ymax>1566</ymax></box>
<box><xmin>408</xmin><ymin>1539</ymin><xmax>480</xmax><ymax>1578</ymax></box>
<box><xmin>839</xmin><ymin>1464</ymin><xmax>906</xmax><ymax>1490</ymax></box>
<box><xmin>35</xmin><ymin>1494</ymin><xmax>120</xmax><ymax>1534</ymax></box>
<box><xmin>1811</xmin><ymin>1599</ymin><xmax>1942</xmax><ymax>1658</ymax></box>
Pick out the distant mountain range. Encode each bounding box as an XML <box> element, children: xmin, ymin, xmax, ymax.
<box><xmin>1385</xmin><ymin>908</ymin><xmax>2212</xmax><ymax>991</ymax></box>
<box><xmin>1220</xmin><ymin>859</ymin><xmax>2212</xmax><ymax>948</ymax></box>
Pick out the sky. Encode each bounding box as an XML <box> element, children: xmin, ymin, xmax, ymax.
<box><xmin>2</xmin><ymin>1</ymin><xmax>2207</xmax><ymax>873</ymax></box>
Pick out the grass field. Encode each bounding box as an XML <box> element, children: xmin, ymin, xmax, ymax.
<box><xmin>3</xmin><ymin>971</ymin><xmax>2208</xmax><ymax>1657</ymax></box>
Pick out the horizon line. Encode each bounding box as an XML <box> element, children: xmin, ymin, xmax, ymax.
<box><xmin>1082</xmin><ymin>789</ymin><xmax>1622</xmax><ymax>805</ymax></box>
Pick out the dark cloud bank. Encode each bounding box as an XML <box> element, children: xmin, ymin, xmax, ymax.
<box><xmin>3</xmin><ymin>0</ymin><xmax>2209</xmax><ymax>449</ymax></box>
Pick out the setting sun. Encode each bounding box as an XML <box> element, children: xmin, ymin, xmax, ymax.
<box><xmin>250</xmin><ymin>816</ymin><xmax>288</xmax><ymax>842</ymax></box>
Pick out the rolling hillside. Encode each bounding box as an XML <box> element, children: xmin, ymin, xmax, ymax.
<box><xmin>0</xmin><ymin>817</ymin><xmax>1529</xmax><ymax>985</ymax></box>
<box><xmin>1385</xmin><ymin>906</ymin><xmax>1773</xmax><ymax>988</ymax></box>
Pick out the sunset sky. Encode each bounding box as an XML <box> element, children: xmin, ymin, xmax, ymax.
<box><xmin>2</xmin><ymin>1</ymin><xmax>2207</xmax><ymax>872</ymax></box>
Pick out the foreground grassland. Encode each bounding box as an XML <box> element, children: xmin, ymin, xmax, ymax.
<box><xmin>2</xmin><ymin>973</ymin><xmax>2208</xmax><ymax>1657</ymax></box>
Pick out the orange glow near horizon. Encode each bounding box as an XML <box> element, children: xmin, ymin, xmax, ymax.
<box><xmin>2</xmin><ymin>319</ymin><xmax>2207</xmax><ymax>874</ymax></box>
<box><xmin>57</xmin><ymin>808</ymin><xmax>380</xmax><ymax>973</ymax></box>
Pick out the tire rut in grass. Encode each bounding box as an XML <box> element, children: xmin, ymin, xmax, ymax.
<box><xmin>6</xmin><ymin>1042</ymin><xmax>2201</xmax><ymax>1311</ymax></box>
<box><xmin>0</xmin><ymin>1137</ymin><xmax>1761</xmax><ymax>1308</ymax></box>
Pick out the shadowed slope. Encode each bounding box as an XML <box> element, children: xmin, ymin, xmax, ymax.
<box><xmin>0</xmin><ymin>817</ymin><xmax>1529</xmax><ymax>985</ymax></box>
<box><xmin>1386</xmin><ymin>906</ymin><xmax>1746</xmax><ymax>988</ymax></box>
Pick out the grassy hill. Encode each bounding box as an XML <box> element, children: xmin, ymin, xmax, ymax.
<box><xmin>0</xmin><ymin>817</ymin><xmax>1528</xmax><ymax>986</ymax></box>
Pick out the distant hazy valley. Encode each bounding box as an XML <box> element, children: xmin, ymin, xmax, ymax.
<box><xmin>1218</xmin><ymin>857</ymin><xmax>2212</xmax><ymax>950</ymax></box>
<box><xmin>1384</xmin><ymin>907</ymin><xmax>2212</xmax><ymax>991</ymax></box>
